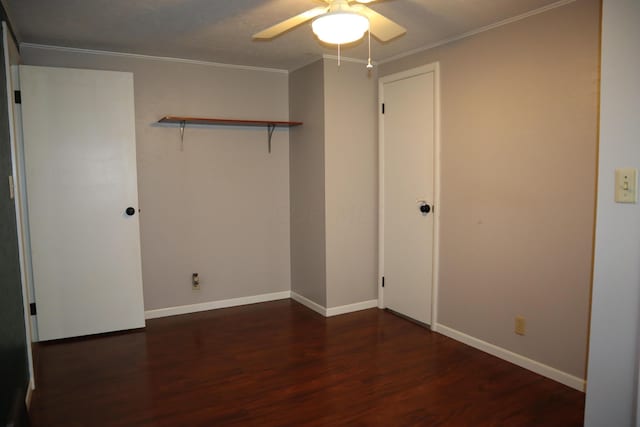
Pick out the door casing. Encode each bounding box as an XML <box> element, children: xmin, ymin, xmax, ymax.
<box><xmin>2</xmin><ymin>21</ymin><xmax>35</xmax><ymax>392</ymax></box>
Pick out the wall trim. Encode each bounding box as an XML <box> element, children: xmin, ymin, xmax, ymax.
<box><xmin>144</xmin><ymin>291</ymin><xmax>291</xmax><ymax>319</ymax></box>
<box><xmin>20</xmin><ymin>43</ymin><xmax>289</xmax><ymax>74</ymax></box>
<box><xmin>0</xmin><ymin>5</ymin><xmax>20</xmax><ymax>50</ymax></box>
<box><xmin>25</xmin><ymin>377</ymin><xmax>34</xmax><ymax>409</ymax></box>
<box><xmin>290</xmin><ymin>292</ymin><xmax>326</xmax><ymax>316</ymax></box>
<box><xmin>146</xmin><ymin>292</ymin><xmax>379</xmax><ymax>320</ymax></box>
<box><xmin>289</xmin><ymin>55</ymin><xmax>370</xmax><ymax>73</ymax></box>
<box><xmin>435</xmin><ymin>323</ymin><xmax>586</xmax><ymax>392</ymax></box>
<box><xmin>291</xmin><ymin>292</ymin><xmax>378</xmax><ymax>317</ymax></box>
<box><xmin>377</xmin><ymin>0</ymin><xmax>577</xmax><ymax>65</ymax></box>
<box><xmin>288</xmin><ymin>57</ymin><xmax>323</xmax><ymax>73</ymax></box>
<box><xmin>326</xmin><ymin>299</ymin><xmax>378</xmax><ymax>317</ymax></box>
<box><xmin>3</xmin><ymin>21</ymin><xmax>36</xmax><ymax>394</ymax></box>
<box><xmin>322</xmin><ymin>54</ymin><xmax>370</xmax><ymax>65</ymax></box>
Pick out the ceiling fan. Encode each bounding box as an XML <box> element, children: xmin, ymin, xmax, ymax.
<box><xmin>253</xmin><ymin>0</ymin><xmax>406</xmax><ymax>46</ymax></box>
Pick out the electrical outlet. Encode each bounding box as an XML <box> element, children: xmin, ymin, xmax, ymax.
<box><xmin>515</xmin><ymin>316</ymin><xmax>526</xmax><ymax>336</ymax></box>
<box><xmin>192</xmin><ymin>273</ymin><xmax>200</xmax><ymax>290</ymax></box>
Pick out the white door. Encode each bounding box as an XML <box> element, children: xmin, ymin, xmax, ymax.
<box><xmin>20</xmin><ymin>65</ymin><xmax>145</xmax><ymax>341</ymax></box>
<box><xmin>379</xmin><ymin>64</ymin><xmax>438</xmax><ymax>325</ymax></box>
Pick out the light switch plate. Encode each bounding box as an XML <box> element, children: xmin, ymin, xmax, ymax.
<box><xmin>615</xmin><ymin>168</ymin><xmax>637</xmax><ymax>203</ymax></box>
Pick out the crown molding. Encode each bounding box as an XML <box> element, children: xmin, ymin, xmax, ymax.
<box><xmin>20</xmin><ymin>43</ymin><xmax>289</xmax><ymax>74</ymax></box>
<box><xmin>378</xmin><ymin>0</ymin><xmax>577</xmax><ymax>65</ymax></box>
<box><xmin>288</xmin><ymin>56</ymin><xmax>324</xmax><ymax>73</ymax></box>
<box><xmin>322</xmin><ymin>54</ymin><xmax>370</xmax><ymax>65</ymax></box>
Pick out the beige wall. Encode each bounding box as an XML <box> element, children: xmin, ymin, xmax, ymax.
<box><xmin>379</xmin><ymin>0</ymin><xmax>600</xmax><ymax>378</ymax></box>
<box><xmin>21</xmin><ymin>46</ymin><xmax>291</xmax><ymax>311</ymax></box>
<box><xmin>323</xmin><ymin>60</ymin><xmax>378</xmax><ymax>308</ymax></box>
<box><xmin>289</xmin><ymin>58</ymin><xmax>378</xmax><ymax>309</ymax></box>
<box><xmin>289</xmin><ymin>60</ymin><xmax>327</xmax><ymax>306</ymax></box>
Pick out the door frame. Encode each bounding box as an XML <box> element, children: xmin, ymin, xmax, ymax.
<box><xmin>377</xmin><ymin>62</ymin><xmax>441</xmax><ymax>329</ymax></box>
<box><xmin>2</xmin><ymin>21</ymin><xmax>35</xmax><ymax>394</ymax></box>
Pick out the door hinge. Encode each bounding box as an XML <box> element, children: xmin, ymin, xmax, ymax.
<box><xmin>14</xmin><ymin>90</ymin><xmax>21</xmax><ymax>104</ymax></box>
<box><xmin>382</xmin><ymin>276</ymin><xmax>385</xmax><ymax>288</ymax></box>
<box><xmin>8</xmin><ymin>175</ymin><xmax>14</xmax><ymax>200</ymax></box>
<box><xmin>381</xmin><ymin>103</ymin><xmax>385</xmax><ymax>114</ymax></box>
<box><xmin>30</xmin><ymin>303</ymin><xmax>37</xmax><ymax>316</ymax></box>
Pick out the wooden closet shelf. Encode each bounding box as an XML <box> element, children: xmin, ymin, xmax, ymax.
<box><xmin>158</xmin><ymin>116</ymin><xmax>302</xmax><ymax>153</ymax></box>
<box><xmin>158</xmin><ymin>116</ymin><xmax>303</xmax><ymax>127</ymax></box>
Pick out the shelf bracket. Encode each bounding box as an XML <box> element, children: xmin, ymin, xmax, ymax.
<box><xmin>179</xmin><ymin>120</ymin><xmax>186</xmax><ymax>151</ymax></box>
<box><xmin>158</xmin><ymin>117</ymin><xmax>302</xmax><ymax>153</ymax></box>
<box><xmin>267</xmin><ymin>123</ymin><xmax>276</xmax><ymax>153</ymax></box>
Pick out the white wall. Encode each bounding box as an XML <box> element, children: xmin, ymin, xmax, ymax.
<box><xmin>584</xmin><ymin>0</ymin><xmax>640</xmax><ymax>425</ymax></box>
<box><xmin>21</xmin><ymin>46</ymin><xmax>292</xmax><ymax>312</ymax></box>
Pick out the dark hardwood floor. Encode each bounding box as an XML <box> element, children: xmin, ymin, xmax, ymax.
<box><xmin>29</xmin><ymin>300</ymin><xmax>584</xmax><ymax>426</ymax></box>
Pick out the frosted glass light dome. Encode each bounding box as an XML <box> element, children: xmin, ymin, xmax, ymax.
<box><xmin>312</xmin><ymin>11</ymin><xmax>369</xmax><ymax>45</ymax></box>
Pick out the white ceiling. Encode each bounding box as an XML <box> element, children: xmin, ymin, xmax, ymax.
<box><xmin>4</xmin><ymin>0</ymin><xmax>568</xmax><ymax>70</ymax></box>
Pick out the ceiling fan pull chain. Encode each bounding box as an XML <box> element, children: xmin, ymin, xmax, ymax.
<box><xmin>180</xmin><ymin>120</ymin><xmax>186</xmax><ymax>151</ymax></box>
<box><xmin>338</xmin><ymin>43</ymin><xmax>341</xmax><ymax>66</ymax></box>
<box><xmin>367</xmin><ymin>28</ymin><xmax>373</xmax><ymax>70</ymax></box>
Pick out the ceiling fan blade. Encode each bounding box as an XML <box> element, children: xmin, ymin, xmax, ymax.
<box><xmin>352</xmin><ymin>4</ymin><xmax>406</xmax><ymax>42</ymax></box>
<box><xmin>253</xmin><ymin>6</ymin><xmax>328</xmax><ymax>39</ymax></box>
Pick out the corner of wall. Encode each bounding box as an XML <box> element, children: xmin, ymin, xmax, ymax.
<box><xmin>288</xmin><ymin>59</ymin><xmax>327</xmax><ymax>308</ymax></box>
<box><xmin>322</xmin><ymin>60</ymin><xmax>378</xmax><ymax>308</ymax></box>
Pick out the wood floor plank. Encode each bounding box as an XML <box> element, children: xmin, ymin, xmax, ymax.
<box><xmin>29</xmin><ymin>300</ymin><xmax>584</xmax><ymax>426</ymax></box>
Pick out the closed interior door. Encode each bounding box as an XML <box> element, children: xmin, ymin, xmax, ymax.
<box><xmin>380</xmin><ymin>67</ymin><xmax>436</xmax><ymax>325</ymax></box>
<box><xmin>20</xmin><ymin>65</ymin><xmax>145</xmax><ymax>341</ymax></box>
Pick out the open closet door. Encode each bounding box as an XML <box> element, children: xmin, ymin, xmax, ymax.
<box><xmin>20</xmin><ymin>65</ymin><xmax>145</xmax><ymax>341</ymax></box>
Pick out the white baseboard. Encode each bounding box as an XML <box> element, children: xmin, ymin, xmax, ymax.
<box><xmin>25</xmin><ymin>377</ymin><xmax>34</xmax><ymax>408</ymax></box>
<box><xmin>290</xmin><ymin>292</ymin><xmax>327</xmax><ymax>316</ymax></box>
<box><xmin>435</xmin><ymin>324</ymin><xmax>586</xmax><ymax>392</ymax></box>
<box><xmin>326</xmin><ymin>299</ymin><xmax>379</xmax><ymax>317</ymax></box>
<box><xmin>145</xmin><ymin>291</ymin><xmax>291</xmax><ymax>319</ymax></box>
<box><xmin>146</xmin><ymin>291</ymin><xmax>378</xmax><ymax>320</ymax></box>
<box><xmin>291</xmin><ymin>292</ymin><xmax>379</xmax><ymax>318</ymax></box>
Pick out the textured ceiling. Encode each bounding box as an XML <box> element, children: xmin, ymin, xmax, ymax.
<box><xmin>4</xmin><ymin>0</ymin><xmax>569</xmax><ymax>70</ymax></box>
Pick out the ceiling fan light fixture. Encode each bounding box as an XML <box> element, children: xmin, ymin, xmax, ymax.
<box><xmin>311</xmin><ymin>11</ymin><xmax>369</xmax><ymax>45</ymax></box>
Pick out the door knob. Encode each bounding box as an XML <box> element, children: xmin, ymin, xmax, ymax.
<box><xmin>419</xmin><ymin>203</ymin><xmax>431</xmax><ymax>214</ymax></box>
<box><xmin>125</xmin><ymin>207</ymin><xmax>136</xmax><ymax>216</ymax></box>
